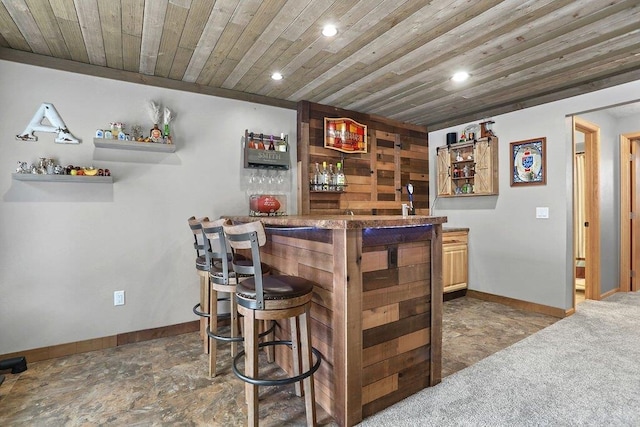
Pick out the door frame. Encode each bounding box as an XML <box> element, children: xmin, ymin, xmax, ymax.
<box><xmin>573</xmin><ymin>116</ymin><xmax>601</xmax><ymax>302</ymax></box>
<box><xmin>619</xmin><ymin>132</ymin><xmax>640</xmax><ymax>292</ymax></box>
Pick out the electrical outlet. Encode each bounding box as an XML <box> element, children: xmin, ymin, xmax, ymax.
<box><xmin>114</xmin><ymin>290</ymin><xmax>125</xmax><ymax>306</ymax></box>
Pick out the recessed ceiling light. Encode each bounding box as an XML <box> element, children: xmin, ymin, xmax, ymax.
<box><xmin>322</xmin><ymin>25</ymin><xmax>337</xmax><ymax>37</ymax></box>
<box><xmin>451</xmin><ymin>71</ymin><xmax>470</xmax><ymax>82</ymax></box>
<box><xmin>271</xmin><ymin>72</ymin><xmax>283</xmax><ymax>81</ymax></box>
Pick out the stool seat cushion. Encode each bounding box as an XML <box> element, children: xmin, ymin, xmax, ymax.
<box><xmin>237</xmin><ymin>275</ymin><xmax>313</xmax><ymax>301</ymax></box>
<box><xmin>195</xmin><ymin>255</ymin><xmax>210</xmax><ymax>271</ymax></box>
<box><xmin>211</xmin><ymin>254</ymin><xmax>253</xmax><ymax>271</ymax></box>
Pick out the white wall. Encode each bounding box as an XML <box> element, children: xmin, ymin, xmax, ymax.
<box><xmin>430</xmin><ymin>82</ymin><xmax>640</xmax><ymax>310</ymax></box>
<box><xmin>0</xmin><ymin>60</ymin><xmax>297</xmax><ymax>355</ymax></box>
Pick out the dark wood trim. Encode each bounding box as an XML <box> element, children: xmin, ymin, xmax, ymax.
<box><xmin>430</xmin><ymin>224</ymin><xmax>443</xmax><ymax>386</ymax></box>
<box><xmin>0</xmin><ymin>320</ymin><xmax>199</xmax><ymax>364</ymax></box>
<box><xmin>0</xmin><ymin>48</ymin><xmax>297</xmax><ymax>111</ymax></box>
<box><xmin>466</xmin><ymin>290</ymin><xmax>567</xmax><ymax>318</ymax></box>
<box><xmin>444</xmin><ymin>288</ymin><xmax>467</xmax><ymax>301</ymax></box>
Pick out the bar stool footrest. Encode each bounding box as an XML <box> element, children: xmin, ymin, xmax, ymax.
<box><xmin>206</xmin><ymin>320</ymin><xmax>276</xmax><ymax>343</ymax></box>
<box><xmin>193</xmin><ymin>298</ymin><xmax>232</xmax><ymax>319</ymax></box>
<box><xmin>232</xmin><ymin>340</ymin><xmax>322</xmax><ymax>387</ymax></box>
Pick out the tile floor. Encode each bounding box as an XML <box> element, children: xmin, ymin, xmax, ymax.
<box><xmin>0</xmin><ymin>296</ymin><xmax>558</xmax><ymax>426</ymax></box>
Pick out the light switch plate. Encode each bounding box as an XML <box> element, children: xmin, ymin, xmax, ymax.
<box><xmin>536</xmin><ymin>207</ymin><xmax>549</xmax><ymax>219</ymax></box>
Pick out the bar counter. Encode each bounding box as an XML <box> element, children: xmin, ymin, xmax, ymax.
<box><xmin>225</xmin><ymin>215</ymin><xmax>446</xmax><ymax>427</ymax></box>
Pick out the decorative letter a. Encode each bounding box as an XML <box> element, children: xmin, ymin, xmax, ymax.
<box><xmin>16</xmin><ymin>103</ymin><xmax>80</xmax><ymax>144</ymax></box>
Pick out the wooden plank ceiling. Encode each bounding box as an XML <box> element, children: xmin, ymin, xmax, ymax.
<box><xmin>1</xmin><ymin>0</ymin><xmax>640</xmax><ymax>130</ymax></box>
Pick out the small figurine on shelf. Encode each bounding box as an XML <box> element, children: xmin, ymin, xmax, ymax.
<box><xmin>480</xmin><ymin>120</ymin><xmax>496</xmax><ymax>138</ymax></box>
<box><xmin>110</xmin><ymin>122</ymin><xmax>124</xmax><ymax>139</ymax></box>
<box><xmin>147</xmin><ymin>100</ymin><xmax>162</xmax><ymax>142</ymax></box>
<box><xmin>150</xmin><ymin>124</ymin><xmax>162</xmax><ymax>143</ymax></box>
<box><xmin>131</xmin><ymin>125</ymin><xmax>142</xmax><ymax>141</ymax></box>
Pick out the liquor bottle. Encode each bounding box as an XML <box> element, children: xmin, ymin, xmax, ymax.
<box><xmin>335</xmin><ymin>162</ymin><xmax>346</xmax><ymax>191</ymax></box>
<box><xmin>258</xmin><ymin>133</ymin><xmax>265</xmax><ymax>150</ymax></box>
<box><xmin>312</xmin><ymin>162</ymin><xmax>321</xmax><ymax>191</ymax></box>
<box><xmin>248</xmin><ymin>132</ymin><xmax>256</xmax><ymax>149</ymax></box>
<box><xmin>321</xmin><ymin>161</ymin><xmax>329</xmax><ymax>191</ymax></box>
<box><xmin>277</xmin><ymin>133</ymin><xmax>287</xmax><ymax>152</ymax></box>
<box><xmin>268</xmin><ymin>135</ymin><xmax>276</xmax><ymax>150</ymax></box>
<box><xmin>328</xmin><ymin>163</ymin><xmax>336</xmax><ymax>191</ymax></box>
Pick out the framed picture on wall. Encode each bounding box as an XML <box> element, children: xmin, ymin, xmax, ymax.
<box><xmin>510</xmin><ymin>137</ymin><xmax>546</xmax><ymax>186</ymax></box>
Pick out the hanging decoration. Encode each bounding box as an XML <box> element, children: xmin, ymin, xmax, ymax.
<box><xmin>16</xmin><ymin>102</ymin><xmax>80</xmax><ymax>144</ymax></box>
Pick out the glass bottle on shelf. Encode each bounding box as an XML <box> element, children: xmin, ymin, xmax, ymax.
<box><xmin>257</xmin><ymin>133</ymin><xmax>265</xmax><ymax>150</ymax></box>
<box><xmin>277</xmin><ymin>133</ymin><xmax>287</xmax><ymax>152</ymax></box>
<box><xmin>248</xmin><ymin>132</ymin><xmax>256</xmax><ymax>149</ymax></box>
<box><xmin>335</xmin><ymin>162</ymin><xmax>346</xmax><ymax>191</ymax></box>
<box><xmin>328</xmin><ymin>163</ymin><xmax>336</xmax><ymax>191</ymax></box>
<box><xmin>312</xmin><ymin>162</ymin><xmax>321</xmax><ymax>191</ymax></box>
<box><xmin>268</xmin><ymin>135</ymin><xmax>276</xmax><ymax>150</ymax></box>
<box><xmin>321</xmin><ymin>161</ymin><xmax>330</xmax><ymax>191</ymax></box>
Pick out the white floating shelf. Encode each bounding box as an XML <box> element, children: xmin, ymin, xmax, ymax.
<box><xmin>93</xmin><ymin>138</ymin><xmax>176</xmax><ymax>153</ymax></box>
<box><xmin>12</xmin><ymin>173</ymin><xmax>113</xmax><ymax>183</ymax></box>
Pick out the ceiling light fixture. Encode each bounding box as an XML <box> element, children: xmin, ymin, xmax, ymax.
<box><xmin>271</xmin><ymin>72</ymin><xmax>283</xmax><ymax>81</ymax></box>
<box><xmin>322</xmin><ymin>25</ymin><xmax>337</xmax><ymax>37</ymax></box>
<box><xmin>451</xmin><ymin>71</ymin><xmax>470</xmax><ymax>82</ymax></box>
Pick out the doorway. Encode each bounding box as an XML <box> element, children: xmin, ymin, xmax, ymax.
<box><xmin>573</xmin><ymin>116</ymin><xmax>601</xmax><ymax>306</ymax></box>
<box><xmin>619</xmin><ymin>132</ymin><xmax>640</xmax><ymax>292</ymax></box>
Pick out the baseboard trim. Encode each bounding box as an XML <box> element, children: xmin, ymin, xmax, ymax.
<box><xmin>466</xmin><ymin>290</ymin><xmax>567</xmax><ymax>318</ymax></box>
<box><xmin>600</xmin><ymin>287</ymin><xmax>619</xmax><ymax>300</ymax></box>
<box><xmin>0</xmin><ymin>320</ymin><xmax>199</xmax><ymax>364</ymax></box>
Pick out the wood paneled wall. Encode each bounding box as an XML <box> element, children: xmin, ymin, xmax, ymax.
<box><xmin>297</xmin><ymin>101</ymin><xmax>429</xmax><ymax>216</ymax></box>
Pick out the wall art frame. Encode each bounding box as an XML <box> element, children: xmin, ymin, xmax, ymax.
<box><xmin>510</xmin><ymin>137</ymin><xmax>546</xmax><ymax>186</ymax></box>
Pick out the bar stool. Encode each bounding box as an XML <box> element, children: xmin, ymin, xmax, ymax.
<box><xmin>187</xmin><ymin>216</ymin><xmax>212</xmax><ymax>353</ymax></box>
<box><xmin>223</xmin><ymin>220</ymin><xmax>322</xmax><ymax>427</ymax></box>
<box><xmin>202</xmin><ymin>219</ymin><xmax>275</xmax><ymax>377</ymax></box>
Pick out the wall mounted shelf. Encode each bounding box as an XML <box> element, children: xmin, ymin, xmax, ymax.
<box><xmin>93</xmin><ymin>138</ymin><xmax>176</xmax><ymax>153</ymax></box>
<box><xmin>12</xmin><ymin>173</ymin><xmax>113</xmax><ymax>183</ymax></box>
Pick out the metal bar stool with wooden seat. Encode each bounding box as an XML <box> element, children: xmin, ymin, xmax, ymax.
<box><xmin>202</xmin><ymin>218</ymin><xmax>241</xmax><ymax>377</ymax></box>
<box><xmin>187</xmin><ymin>216</ymin><xmax>212</xmax><ymax>353</ymax></box>
<box><xmin>202</xmin><ymin>219</ymin><xmax>276</xmax><ymax>377</ymax></box>
<box><xmin>223</xmin><ymin>220</ymin><xmax>322</xmax><ymax>427</ymax></box>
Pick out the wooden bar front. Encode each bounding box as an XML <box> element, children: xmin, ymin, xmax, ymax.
<box><xmin>225</xmin><ymin>215</ymin><xmax>445</xmax><ymax>426</ymax></box>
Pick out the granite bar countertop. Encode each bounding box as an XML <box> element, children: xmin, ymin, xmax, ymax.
<box><xmin>224</xmin><ymin>215</ymin><xmax>447</xmax><ymax>230</ymax></box>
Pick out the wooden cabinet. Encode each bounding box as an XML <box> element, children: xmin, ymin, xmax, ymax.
<box><xmin>443</xmin><ymin>229</ymin><xmax>468</xmax><ymax>293</ymax></box>
<box><xmin>436</xmin><ymin>137</ymin><xmax>498</xmax><ymax>197</ymax></box>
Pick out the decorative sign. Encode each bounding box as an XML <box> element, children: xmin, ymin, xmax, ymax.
<box><xmin>510</xmin><ymin>137</ymin><xmax>546</xmax><ymax>186</ymax></box>
<box><xmin>324</xmin><ymin>117</ymin><xmax>367</xmax><ymax>153</ymax></box>
<box><xmin>16</xmin><ymin>102</ymin><xmax>80</xmax><ymax>144</ymax></box>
